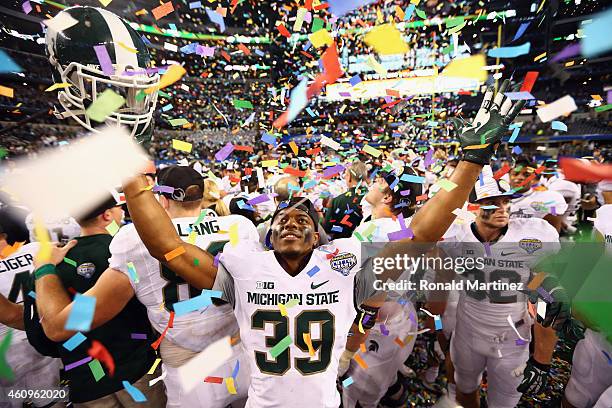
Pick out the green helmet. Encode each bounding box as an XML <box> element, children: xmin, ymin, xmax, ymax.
<box><xmin>45</xmin><ymin>6</ymin><xmax>159</xmax><ymax>139</ymax></box>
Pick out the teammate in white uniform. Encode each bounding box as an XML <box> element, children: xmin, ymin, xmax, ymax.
<box><xmin>0</xmin><ymin>224</ymin><xmax>61</xmax><ymax>408</ymax></box>
<box><xmin>444</xmin><ymin>167</ymin><xmax>562</xmax><ymax>408</ymax></box>
<box><xmin>563</xmin><ymin>189</ymin><xmax>612</xmax><ymax>408</ymax></box>
<box><xmin>340</xmin><ymin>166</ymin><xmax>423</xmax><ymax>408</ymax></box>
<box><xmin>540</xmin><ymin>164</ymin><xmax>581</xmax><ymax>234</ymax></box>
<box><xmin>508</xmin><ymin>156</ymin><xmax>567</xmax><ymax>232</ymax></box>
<box><xmin>120</xmin><ymin>80</ymin><xmax>528</xmax><ymax>407</ymax></box>
<box><xmin>25</xmin><ymin>214</ymin><xmax>81</xmax><ymax>245</ymax></box>
<box><xmin>108</xmin><ymin>166</ymin><xmax>259</xmax><ymax>407</ymax></box>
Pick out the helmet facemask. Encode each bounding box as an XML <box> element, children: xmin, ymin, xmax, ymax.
<box><xmin>53</xmin><ymin>60</ymin><xmax>159</xmax><ymax>138</ymax></box>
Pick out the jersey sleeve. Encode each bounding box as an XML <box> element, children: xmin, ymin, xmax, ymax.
<box><xmin>108</xmin><ymin>225</ymin><xmax>146</xmax><ymax>283</ymax></box>
<box><xmin>212</xmin><ymin>263</ymin><xmax>236</xmax><ymax>308</ymax></box>
<box><xmin>544</xmin><ymin>190</ymin><xmax>569</xmax><ymax>216</ymax></box>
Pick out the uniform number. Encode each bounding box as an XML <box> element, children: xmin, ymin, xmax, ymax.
<box><xmin>160</xmin><ymin>239</ymin><xmax>228</xmax><ymax>312</ymax></box>
<box><xmin>9</xmin><ymin>271</ymin><xmax>30</xmax><ymax>303</ymax></box>
<box><xmin>251</xmin><ymin>309</ymin><xmax>335</xmax><ymax>376</ymax></box>
<box><xmin>464</xmin><ymin>269</ymin><xmax>522</xmax><ymax>303</ymax></box>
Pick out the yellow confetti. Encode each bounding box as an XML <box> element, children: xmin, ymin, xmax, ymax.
<box><xmin>308</xmin><ymin>29</ymin><xmax>333</xmax><ymax>48</ymax></box>
<box><xmin>98</xmin><ymin>0</ymin><xmax>113</xmax><ymax>6</ymax></box>
<box><xmin>362</xmin><ymin>145</ymin><xmax>382</xmax><ymax>157</ymax></box>
<box><xmin>289</xmin><ymin>141</ymin><xmax>298</xmax><ymax>155</ymax></box>
<box><xmin>229</xmin><ymin>223</ymin><xmax>239</xmax><ymax>246</ymax></box>
<box><xmin>395</xmin><ymin>5</ymin><xmax>405</xmax><ymax>20</ymax></box>
<box><xmin>261</xmin><ymin>159</ymin><xmax>278</xmax><ymax>168</ymax></box>
<box><xmin>303</xmin><ymin>333</ymin><xmax>316</xmax><ymax>356</ymax></box>
<box><xmin>145</xmin><ymin>64</ymin><xmax>186</xmax><ymax>94</ymax></box>
<box><xmin>463</xmin><ymin>143</ymin><xmax>490</xmax><ymax>150</ymax></box>
<box><xmin>441</xmin><ymin>54</ymin><xmax>487</xmax><ymax>82</ymax></box>
<box><xmin>45</xmin><ymin>83</ymin><xmax>72</xmax><ymax>92</ymax></box>
<box><xmin>172</xmin><ymin>139</ymin><xmax>193</xmax><ymax>153</ymax></box>
<box><xmin>278</xmin><ymin>303</ymin><xmax>288</xmax><ymax>317</ymax></box>
<box><xmin>366</xmin><ymin>55</ymin><xmax>387</xmax><ymax>75</ymax></box>
<box><xmin>225</xmin><ymin>377</ymin><xmax>237</xmax><ymax>395</ymax></box>
<box><xmin>592</xmin><ymin>94</ymin><xmax>603</xmax><ymax>100</ymax></box>
<box><xmin>364</xmin><ymin>24</ymin><xmax>409</xmax><ymax>55</ymax></box>
<box><xmin>436</xmin><ymin>179</ymin><xmax>458</xmax><ymax>192</ymax></box>
<box><xmin>147</xmin><ymin>358</ymin><xmax>162</xmax><ymax>375</ymax></box>
<box><xmin>118</xmin><ymin>41</ymin><xmax>138</xmax><ymax>53</ymax></box>
<box><xmin>564</xmin><ymin>60</ymin><xmax>575</xmax><ymax>67</ymax></box>
<box><xmin>34</xmin><ymin>219</ymin><xmax>51</xmax><ymax>264</ymax></box>
<box><xmin>0</xmin><ymin>86</ymin><xmax>14</xmax><ymax>98</ymax></box>
<box><xmin>135</xmin><ymin>9</ymin><xmax>148</xmax><ymax>15</ymax></box>
<box><xmin>533</xmin><ymin>52</ymin><xmax>547</xmax><ymax>62</ymax></box>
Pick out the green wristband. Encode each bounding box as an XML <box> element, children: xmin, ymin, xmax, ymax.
<box><xmin>34</xmin><ymin>264</ymin><xmax>57</xmax><ymax>280</ymax></box>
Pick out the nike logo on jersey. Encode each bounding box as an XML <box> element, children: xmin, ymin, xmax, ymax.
<box><xmin>310</xmin><ymin>280</ymin><xmax>329</xmax><ymax>290</ymax></box>
<box><xmin>501</xmin><ymin>251</ymin><xmax>516</xmax><ymax>256</ymax></box>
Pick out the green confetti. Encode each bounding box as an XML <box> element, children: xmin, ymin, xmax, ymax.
<box><xmin>0</xmin><ymin>147</ymin><xmax>6</xmax><ymax>159</ymax></box>
<box><xmin>445</xmin><ymin>16</ymin><xmax>465</xmax><ymax>28</ymax></box>
<box><xmin>415</xmin><ymin>8</ymin><xmax>427</xmax><ymax>19</ymax></box>
<box><xmin>157</xmin><ymin>90</ymin><xmax>172</xmax><ymax>99</ymax></box>
<box><xmin>135</xmin><ymin>90</ymin><xmax>146</xmax><ymax>102</ymax></box>
<box><xmin>232</xmin><ymin>99</ymin><xmax>253</xmax><ymax>109</ymax></box>
<box><xmin>269</xmin><ymin>335</ymin><xmax>292</xmax><ymax>358</ymax></box>
<box><xmin>595</xmin><ymin>104</ymin><xmax>612</xmax><ymax>112</ymax></box>
<box><xmin>194</xmin><ymin>258</ymin><xmax>200</xmax><ymax>266</ymax></box>
<box><xmin>105</xmin><ymin>220</ymin><xmax>120</xmax><ymax>236</ymax></box>
<box><xmin>0</xmin><ymin>330</ymin><xmax>14</xmax><ymax>381</ymax></box>
<box><xmin>86</xmin><ymin>89</ymin><xmax>125</xmax><ymax>123</ymax></box>
<box><xmin>89</xmin><ymin>359</ymin><xmax>105</xmax><ymax>382</ymax></box>
<box><xmin>311</xmin><ymin>17</ymin><xmax>324</xmax><ymax>33</ymax></box>
<box><xmin>63</xmin><ymin>257</ymin><xmax>77</xmax><ymax>267</ymax></box>
<box><xmin>168</xmin><ymin>118</ymin><xmax>189</xmax><ymax>127</ymax></box>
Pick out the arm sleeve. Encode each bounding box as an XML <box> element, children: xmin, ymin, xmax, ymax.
<box><xmin>212</xmin><ymin>263</ymin><xmax>236</xmax><ymax>308</ymax></box>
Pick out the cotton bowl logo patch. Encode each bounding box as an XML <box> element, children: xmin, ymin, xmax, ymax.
<box><xmin>77</xmin><ymin>262</ymin><xmax>96</xmax><ymax>279</ymax></box>
<box><xmin>330</xmin><ymin>252</ymin><xmax>357</xmax><ymax>276</ymax></box>
<box><xmin>519</xmin><ymin>238</ymin><xmax>542</xmax><ymax>254</ymax></box>
<box><xmin>530</xmin><ymin>201</ymin><xmax>548</xmax><ymax>212</ymax></box>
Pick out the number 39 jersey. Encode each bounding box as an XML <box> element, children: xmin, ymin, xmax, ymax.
<box><xmin>442</xmin><ymin>218</ymin><xmax>559</xmax><ymax>338</ymax></box>
<box><xmin>0</xmin><ymin>242</ymin><xmax>38</xmax><ymax>336</ymax></box>
<box><xmin>214</xmin><ymin>238</ymin><xmax>376</xmax><ymax>408</ymax></box>
<box><xmin>108</xmin><ymin>214</ymin><xmax>260</xmax><ymax>352</ymax></box>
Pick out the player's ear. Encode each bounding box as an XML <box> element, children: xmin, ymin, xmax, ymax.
<box><xmin>312</xmin><ymin>231</ymin><xmax>320</xmax><ymax>250</ymax></box>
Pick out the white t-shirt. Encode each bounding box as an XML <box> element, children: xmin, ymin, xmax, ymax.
<box><xmin>442</xmin><ymin>218</ymin><xmax>560</xmax><ymax>338</ymax></box>
<box><xmin>108</xmin><ymin>214</ymin><xmax>260</xmax><ymax>351</ymax></box>
<box><xmin>213</xmin><ymin>238</ymin><xmax>377</xmax><ymax>408</ymax></box>
<box><xmin>510</xmin><ymin>189</ymin><xmax>568</xmax><ymax>220</ymax></box>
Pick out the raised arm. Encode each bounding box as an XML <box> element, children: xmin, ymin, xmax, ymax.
<box><xmin>411</xmin><ymin>80</ymin><xmax>525</xmax><ymax>243</ymax></box>
<box><xmin>123</xmin><ymin>175</ymin><xmax>217</xmax><ymax>289</ymax></box>
<box><xmin>376</xmin><ymin>80</ymin><xmax>525</xmax><ymax>282</ymax></box>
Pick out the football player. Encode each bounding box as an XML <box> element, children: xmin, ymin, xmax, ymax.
<box><xmin>509</xmin><ymin>155</ymin><xmax>568</xmax><ymax>232</ymax></box>
<box><xmin>0</xmin><ymin>217</ymin><xmax>61</xmax><ymax>408</ymax></box>
<box><xmin>339</xmin><ymin>166</ymin><xmax>424</xmax><ymax>408</ymax></box>
<box><xmin>116</xmin><ymin>81</ymin><xmax>533</xmax><ymax>407</ymax></box>
<box><xmin>440</xmin><ymin>166</ymin><xmax>567</xmax><ymax>408</ymax></box>
<box><xmin>30</xmin><ymin>166</ymin><xmax>260</xmax><ymax>407</ymax></box>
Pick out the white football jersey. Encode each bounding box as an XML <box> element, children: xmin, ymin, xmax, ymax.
<box><xmin>0</xmin><ymin>243</ymin><xmax>38</xmax><ymax>336</ymax></box>
<box><xmin>594</xmin><ymin>205</ymin><xmax>612</xmax><ymax>252</ymax></box>
<box><xmin>510</xmin><ymin>189</ymin><xmax>568</xmax><ymax>220</ymax></box>
<box><xmin>25</xmin><ymin>213</ymin><xmax>81</xmax><ymax>244</ymax></box>
<box><xmin>214</xmin><ymin>238</ymin><xmax>376</xmax><ymax>408</ymax></box>
<box><xmin>108</xmin><ymin>214</ymin><xmax>261</xmax><ymax>352</ymax></box>
<box><xmin>443</xmin><ymin>218</ymin><xmax>560</xmax><ymax>338</ymax></box>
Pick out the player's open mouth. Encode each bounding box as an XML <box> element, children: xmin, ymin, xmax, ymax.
<box><xmin>281</xmin><ymin>232</ymin><xmax>301</xmax><ymax>240</ymax></box>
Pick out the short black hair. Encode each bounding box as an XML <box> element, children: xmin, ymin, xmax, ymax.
<box><xmin>513</xmin><ymin>154</ymin><xmax>537</xmax><ymax>169</ymax></box>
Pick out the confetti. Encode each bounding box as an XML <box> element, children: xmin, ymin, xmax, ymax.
<box><xmin>536</xmin><ymin>95</ymin><xmax>577</xmax><ymax>122</ymax></box>
<box><xmin>105</xmin><ymin>220</ymin><xmax>120</xmax><ymax>236</ymax></box>
<box><xmin>270</xmin><ymin>335</ymin><xmax>292</xmax><ymax>358</ymax></box>
<box><xmin>309</xmin><ymin>29</ymin><xmax>334</xmax><ymax>48</ymax></box>
<box><xmin>0</xmin><ymin>86</ymin><xmax>13</xmax><ymax>98</ymax></box>
<box><xmin>63</xmin><ymin>332</ymin><xmax>87</xmax><ymax>351</ymax></box>
<box><xmin>152</xmin><ymin>1</ymin><xmax>174</xmax><ymax>20</ymax></box>
<box><xmin>303</xmin><ymin>333</ymin><xmax>316</xmax><ymax>356</ymax></box>
<box><xmin>178</xmin><ymin>336</ymin><xmax>232</xmax><ymax>393</ymax></box>
<box><xmin>43</xmin><ymin>12</ymin><xmax>79</xmax><ymax>32</ymax></box>
<box><xmin>45</xmin><ymin>82</ymin><xmax>71</xmax><ymax>92</ymax></box>
<box><xmin>582</xmin><ymin>8</ymin><xmax>612</xmax><ymax>57</ymax></box>
<box><xmin>86</xmin><ymin>89</ymin><xmax>125</xmax><ymax>122</ymax></box>
<box><xmin>145</xmin><ymin>64</ymin><xmax>186</xmax><ymax>94</ymax></box>
<box><xmin>551</xmin><ymin>121</ymin><xmax>567</xmax><ymax>132</ymax></box>
<box><xmin>89</xmin><ymin>359</ymin><xmax>105</xmax><ymax>382</ymax></box>
<box><xmin>488</xmin><ymin>43</ymin><xmax>531</xmax><ymax>58</ymax></box>
<box><xmin>441</xmin><ymin>54</ymin><xmax>487</xmax><ymax>82</ymax></box>
<box><xmin>205</xmin><ymin>8</ymin><xmax>226</xmax><ymax>32</ymax></box>
<box><xmin>65</xmin><ymin>294</ymin><xmax>96</xmax><ymax>332</ymax></box>
<box><xmin>364</xmin><ymin>24</ymin><xmax>408</xmax><ymax>55</ymax></box>
<box><xmin>172</xmin><ymin>139</ymin><xmax>193</xmax><ymax>153</ymax></box>
<box><xmin>147</xmin><ymin>358</ymin><xmax>162</xmax><ymax>375</ymax></box>
<box><xmin>123</xmin><ymin>381</ymin><xmax>147</xmax><ymax>402</ymax></box>
<box><xmin>0</xmin><ymin>331</ymin><xmax>14</xmax><ymax>381</ymax></box>
<box><xmin>342</xmin><ymin>376</ymin><xmax>354</xmax><ymax>387</ymax></box>
<box><xmin>225</xmin><ymin>377</ymin><xmax>237</xmax><ymax>394</ymax></box>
